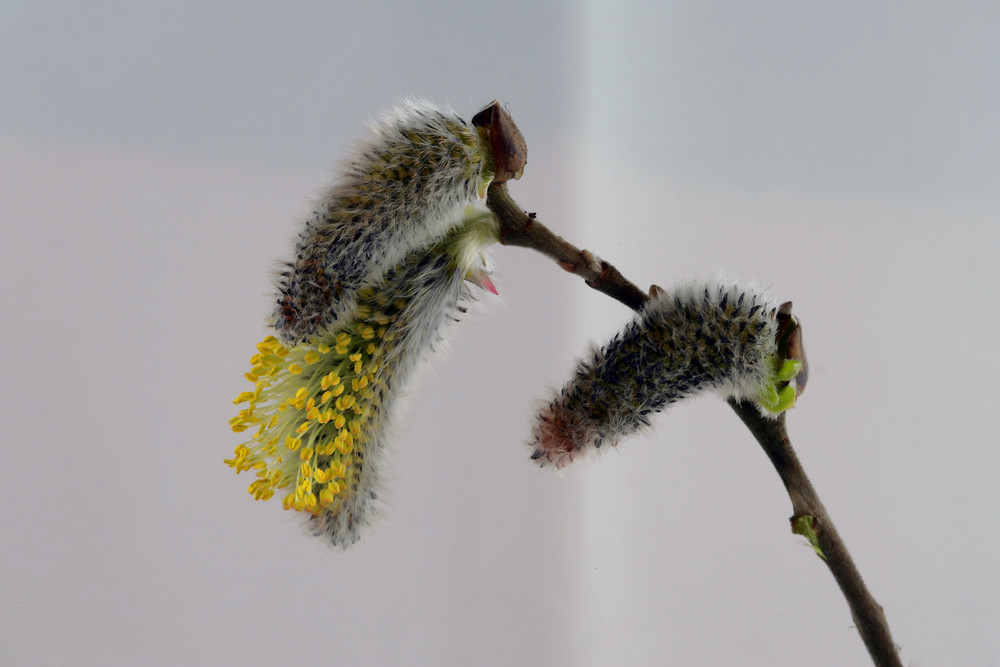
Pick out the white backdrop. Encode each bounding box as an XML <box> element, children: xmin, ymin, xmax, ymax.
<box><xmin>2</xmin><ymin>2</ymin><xmax>998</xmax><ymax>665</ymax></box>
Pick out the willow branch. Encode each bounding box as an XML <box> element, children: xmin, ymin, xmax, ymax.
<box><xmin>486</xmin><ymin>182</ymin><xmax>902</xmax><ymax>667</ymax></box>
<box><xmin>487</xmin><ymin>182</ymin><xmax>649</xmax><ymax>311</ymax></box>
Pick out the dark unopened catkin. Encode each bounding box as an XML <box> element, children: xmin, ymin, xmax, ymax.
<box><xmin>530</xmin><ymin>280</ymin><xmax>782</xmax><ymax>468</ymax></box>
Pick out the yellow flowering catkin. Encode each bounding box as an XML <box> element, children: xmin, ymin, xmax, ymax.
<box><xmin>228</xmin><ymin>213</ymin><xmax>500</xmax><ymax>547</ymax></box>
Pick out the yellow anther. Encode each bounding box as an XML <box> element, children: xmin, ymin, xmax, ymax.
<box><xmin>354</xmin><ymin>360</ymin><xmax>363</xmax><ymax>374</ymax></box>
<box><xmin>304</xmin><ymin>350</ymin><xmax>321</xmax><ymax>364</ymax></box>
<box><xmin>367</xmin><ymin>343</ymin><xmax>377</xmax><ymax>354</ymax></box>
<box><xmin>336</xmin><ymin>394</ymin><xmax>356</xmax><ymax>411</ymax></box>
<box><xmin>300</xmin><ymin>446</ymin><xmax>314</xmax><ymax>462</ymax></box>
<box><xmin>349</xmin><ymin>353</ymin><xmax>362</xmax><ymax>362</ymax></box>
<box><xmin>304</xmin><ymin>493</ymin><xmax>318</xmax><ymax>511</ymax></box>
<box><xmin>313</xmin><ymin>468</ymin><xmax>328</xmax><ymax>483</ymax></box>
<box><xmin>285</xmin><ymin>436</ymin><xmax>301</xmax><ymax>451</ymax></box>
<box><xmin>349</xmin><ymin>420</ymin><xmax>362</xmax><ymax>436</ymax></box>
<box><xmin>357</xmin><ymin>375</ymin><xmax>369</xmax><ymax>389</ymax></box>
<box><xmin>336</xmin><ymin>332</ymin><xmax>352</xmax><ymax>347</ymax></box>
<box><xmin>331</xmin><ymin>383</ymin><xmax>345</xmax><ymax>397</ymax></box>
<box><xmin>300</xmin><ymin>462</ymin><xmax>312</xmax><ymax>479</ymax></box>
<box><xmin>260</xmin><ymin>354</ymin><xmax>284</xmax><ymax>366</ymax></box>
<box><xmin>317</xmin><ymin>343</ymin><xmax>331</xmax><ymax>354</ymax></box>
<box><xmin>295</xmin><ymin>387</ymin><xmax>308</xmax><ymax>400</ymax></box>
<box><xmin>287</xmin><ymin>363</ymin><xmax>303</xmax><ymax>375</ymax></box>
<box><xmin>321</xmin><ymin>390</ymin><xmax>333</xmax><ymax>404</ymax></box>
<box><xmin>334</xmin><ymin>413</ymin><xmax>346</xmax><ymax>429</ymax></box>
<box><xmin>359</xmin><ymin>325</ymin><xmax>375</xmax><ymax>340</ymax></box>
<box><xmin>296</xmin><ymin>422</ymin><xmax>311</xmax><ymax>435</ymax></box>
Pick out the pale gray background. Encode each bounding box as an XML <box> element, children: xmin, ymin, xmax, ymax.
<box><xmin>2</xmin><ymin>2</ymin><xmax>998</xmax><ymax>665</ymax></box>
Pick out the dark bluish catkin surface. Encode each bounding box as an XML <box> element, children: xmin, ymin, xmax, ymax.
<box><xmin>273</xmin><ymin>100</ymin><xmax>492</xmax><ymax>345</ymax></box>
<box><xmin>531</xmin><ymin>281</ymin><xmax>778</xmax><ymax>467</ymax></box>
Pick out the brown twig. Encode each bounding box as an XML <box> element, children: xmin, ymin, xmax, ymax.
<box><xmin>486</xmin><ymin>181</ymin><xmax>902</xmax><ymax>667</ymax></box>
<box><xmin>487</xmin><ymin>183</ymin><xmax>649</xmax><ymax>311</ymax></box>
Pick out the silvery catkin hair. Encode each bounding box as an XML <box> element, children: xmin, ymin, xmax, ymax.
<box><xmin>530</xmin><ymin>280</ymin><xmax>783</xmax><ymax>468</ymax></box>
<box><xmin>273</xmin><ymin>99</ymin><xmax>496</xmax><ymax>345</ymax></box>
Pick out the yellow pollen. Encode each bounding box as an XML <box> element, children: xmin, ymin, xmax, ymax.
<box><xmin>233</xmin><ymin>391</ymin><xmax>255</xmax><ymax>404</ymax></box>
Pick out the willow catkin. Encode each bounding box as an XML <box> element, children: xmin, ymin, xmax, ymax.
<box><xmin>273</xmin><ymin>99</ymin><xmax>497</xmax><ymax>346</ymax></box>
<box><xmin>530</xmin><ymin>279</ymin><xmax>787</xmax><ymax>468</ymax></box>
